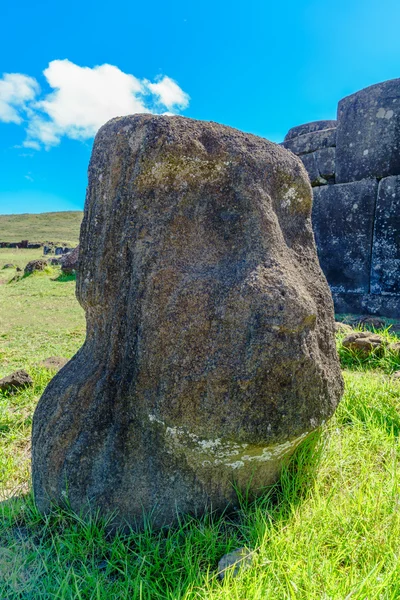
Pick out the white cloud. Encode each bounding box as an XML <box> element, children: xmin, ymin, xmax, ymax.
<box><xmin>147</xmin><ymin>76</ymin><xmax>190</xmax><ymax>110</ymax></box>
<box><xmin>0</xmin><ymin>60</ymin><xmax>190</xmax><ymax>149</ymax></box>
<box><xmin>0</xmin><ymin>73</ymin><xmax>39</xmax><ymax>124</ymax></box>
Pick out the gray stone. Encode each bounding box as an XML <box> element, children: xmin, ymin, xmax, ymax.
<box><xmin>334</xmin><ymin>322</ymin><xmax>353</xmax><ymax>334</ymax></box>
<box><xmin>300</xmin><ymin>148</ymin><xmax>336</xmax><ymax>186</ymax></box>
<box><xmin>314</xmin><ymin>147</ymin><xmax>335</xmax><ymax>181</ymax></box>
<box><xmin>61</xmin><ymin>245</ymin><xmax>79</xmax><ymax>275</ymax></box>
<box><xmin>55</xmin><ymin>247</ymin><xmax>64</xmax><ymax>256</ymax></box>
<box><xmin>371</xmin><ymin>176</ymin><xmax>400</xmax><ymax>295</ymax></box>
<box><xmin>342</xmin><ymin>332</ymin><xmax>384</xmax><ymax>356</ymax></box>
<box><xmin>284</xmin><ymin>120</ymin><xmax>337</xmax><ymax>141</ymax></box>
<box><xmin>336</xmin><ymin>78</ymin><xmax>400</xmax><ymax>183</ymax></box>
<box><xmin>283</xmin><ymin>128</ymin><xmax>336</xmax><ymax>156</ymax></box>
<box><xmin>24</xmin><ymin>259</ymin><xmax>48</xmax><ymax>274</ymax></box>
<box><xmin>312</xmin><ymin>180</ymin><xmax>378</xmax><ymax>293</ymax></box>
<box><xmin>355</xmin><ymin>316</ymin><xmax>386</xmax><ymax>330</ymax></box>
<box><xmin>332</xmin><ymin>292</ymin><xmax>400</xmax><ymax>319</ymax></box>
<box><xmin>32</xmin><ymin>114</ymin><xmax>343</xmax><ymax>530</ymax></box>
<box><xmin>0</xmin><ymin>370</ymin><xmax>33</xmax><ymax>393</ymax></box>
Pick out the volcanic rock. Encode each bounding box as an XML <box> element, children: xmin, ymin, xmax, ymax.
<box><xmin>61</xmin><ymin>245</ymin><xmax>79</xmax><ymax>275</ymax></box>
<box><xmin>0</xmin><ymin>370</ymin><xmax>33</xmax><ymax>393</ymax></box>
<box><xmin>342</xmin><ymin>332</ymin><xmax>384</xmax><ymax>356</ymax></box>
<box><xmin>24</xmin><ymin>259</ymin><xmax>47</xmax><ymax>274</ymax></box>
<box><xmin>32</xmin><ymin>114</ymin><xmax>343</xmax><ymax>529</ymax></box>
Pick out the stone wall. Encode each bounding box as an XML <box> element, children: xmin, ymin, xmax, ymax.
<box><xmin>282</xmin><ymin>78</ymin><xmax>400</xmax><ymax>318</ymax></box>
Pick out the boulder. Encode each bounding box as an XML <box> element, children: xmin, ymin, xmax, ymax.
<box><xmin>300</xmin><ymin>148</ymin><xmax>336</xmax><ymax>186</ymax></box>
<box><xmin>24</xmin><ymin>259</ymin><xmax>48</xmax><ymax>274</ymax></box>
<box><xmin>371</xmin><ymin>176</ymin><xmax>400</xmax><ymax>295</ymax></box>
<box><xmin>32</xmin><ymin>115</ymin><xmax>343</xmax><ymax>529</ymax></box>
<box><xmin>336</xmin><ymin>78</ymin><xmax>400</xmax><ymax>183</ymax></box>
<box><xmin>61</xmin><ymin>245</ymin><xmax>79</xmax><ymax>275</ymax></box>
<box><xmin>355</xmin><ymin>316</ymin><xmax>386</xmax><ymax>330</ymax></box>
<box><xmin>389</xmin><ymin>343</ymin><xmax>400</xmax><ymax>354</ymax></box>
<box><xmin>284</xmin><ymin>120</ymin><xmax>337</xmax><ymax>141</ymax></box>
<box><xmin>312</xmin><ymin>180</ymin><xmax>378</xmax><ymax>293</ymax></box>
<box><xmin>0</xmin><ymin>370</ymin><xmax>33</xmax><ymax>393</ymax></box>
<box><xmin>282</xmin><ymin>128</ymin><xmax>336</xmax><ymax>156</ymax></box>
<box><xmin>334</xmin><ymin>322</ymin><xmax>353</xmax><ymax>334</ymax></box>
<box><xmin>342</xmin><ymin>332</ymin><xmax>384</xmax><ymax>356</ymax></box>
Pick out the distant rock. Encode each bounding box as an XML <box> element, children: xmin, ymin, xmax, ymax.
<box><xmin>0</xmin><ymin>370</ymin><xmax>33</xmax><ymax>393</ymax></box>
<box><xmin>61</xmin><ymin>245</ymin><xmax>79</xmax><ymax>275</ymax></box>
<box><xmin>24</xmin><ymin>259</ymin><xmax>48</xmax><ymax>275</ymax></box>
<box><xmin>284</xmin><ymin>120</ymin><xmax>337</xmax><ymax>141</ymax></box>
<box><xmin>336</xmin><ymin>79</ymin><xmax>400</xmax><ymax>183</ymax></box>
<box><xmin>334</xmin><ymin>322</ymin><xmax>353</xmax><ymax>334</ymax></box>
<box><xmin>2</xmin><ymin>263</ymin><xmax>16</xmax><ymax>269</ymax></box>
<box><xmin>342</xmin><ymin>332</ymin><xmax>384</xmax><ymax>356</ymax></box>
<box><xmin>355</xmin><ymin>316</ymin><xmax>386</xmax><ymax>331</ymax></box>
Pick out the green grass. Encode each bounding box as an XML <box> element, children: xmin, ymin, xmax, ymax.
<box><xmin>1</xmin><ymin>249</ymin><xmax>400</xmax><ymax>598</ymax></box>
<box><xmin>0</xmin><ymin>211</ymin><xmax>83</xmax><ymax>246</ymax></box>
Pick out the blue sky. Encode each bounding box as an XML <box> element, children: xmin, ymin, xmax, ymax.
<box><xmin>1</xmin><ymin>0</ymin><xmax>400</xmax><ymax>215</ymax></box>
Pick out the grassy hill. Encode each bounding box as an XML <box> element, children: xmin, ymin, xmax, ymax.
<box><xmin>0</xmin><ymin>211</ymin><xmax>83</xmax><ymax>246</ymax></box>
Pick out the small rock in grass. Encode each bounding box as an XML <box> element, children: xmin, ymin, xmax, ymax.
<box><xmin>40</xmin><ymin>357</ymin><xmax>68</xmax><ymax>371</ymax></box>
<box><xmin>24</xmin><ymin>259</ymin><xmax>48</xmax><ymax>275</ymax></box>
<box><xmin>217</xmin><ymin>548</ymin><xmax>255</xmax><ymax>580</ymax></box>
<box><xmin>2</xmin><ymin>263</ymin><xmax>16</xmax><ymax>269</ymax></box>
<box><xmin>355</xmin><ymin>316</ymin><xmax>386</xmax><ymax>330</ymax></box>
<box><xmin>391</xmin><ymin>371</ymin><xmax>400</xmax><ymax>379</ymax></box>
<box><xmin>0</xmin><ymin>370</ymin><xmax>33</xmax><ymax>393</ymax></box>
<box><xmin>388</xmin><ymin>343</ymin><xmax>400</xmax><ymax>354</ymax></box>
<box><xmin>335</xmin><ymin>322</ymin><xmax>353</xmax><ymax>334</ymax></box>
<box><xmin>342</xmin><ymin>332</ymin><xmax>384</xmax><ymax>356</ymax></box>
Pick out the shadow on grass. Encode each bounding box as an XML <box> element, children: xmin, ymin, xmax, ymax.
<box><xmin>52</xmin><ymin>272</ymin><xmax>76</xmax><ymax>282</ymax></box>
<box><xmin>0</xmin><ymin>432</ymin><xmax>322</xmax><ymax>597</ymax></box>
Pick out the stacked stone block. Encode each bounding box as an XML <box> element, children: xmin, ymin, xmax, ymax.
<box><xmin>282</xmin><ymin>78</ymin><xmax>400</xmax><ymax>318</ymax></box>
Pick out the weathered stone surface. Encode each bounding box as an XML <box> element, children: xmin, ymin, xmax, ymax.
<box><xmin>312</xmin><ymin>180</ymin><xmax>377</xmax><ymax>293</ymax></box>
<box><xmin>336</xmin><ymin>79</ymin><xmax>400</xmax><ymax>183</ymax></box>
<box><xmin>24</xmin><ymin>259</ymin><xmax>47</xmax><ymax>274</ymax></box>
<box><xmin>332</xmin><ymin>292</ymin><xmax>400</xmax><ymax>319</ymax></box>
<box><xmin>0</xmin><ymin>370</ymin><xmax>33</xmax><ymax>393</ymax></box>
<box><xmin>371</xmin><ymin>176</ymin><xmax>400</xmax><ymax>295</ymax></box>
<box><xmin>342</xmin><ymin>332</ymin><xmax>384</xmax><ymax>356</ymax></box>
<box><xmin>282</xmin><ymin>128</ymin><xmax>336</xmax><ymax>156</ymax></box>
<box><xmin>334</xmin><ymin>322</ymin><xmax>353</xmax><ymax>334</ymax></box>
<box><xmin>61</xmin><ymin>245</ymin><xmax>79</xmax><ymax>275</ymax></box>
<box><xmin>300</xmin><ymin>148</ymin><xmax>336</xmax><ymax>186</ymax></box>
<box><xmin>314</xmin><ymin>148</ymin><xmax>335</xmax><ymax>181</ymax></box>
<box><xmin>284</xmin><ymin>120</ymin><xmax>337</xmax><ymax>141</ymax></box>
<box><xmin>355</xmin><ymin>316</ymin><xmax>386</xmax><ymax>330</ymax></box>
<box><xmin>388</xmin><ymin>343</ymin><xmax>400</xmax><ymax>354</ymax></box>
<box><xmin>32</xmin><ymin>115</ymin><xmax>343</xmax><ymax>529</ymax></box>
